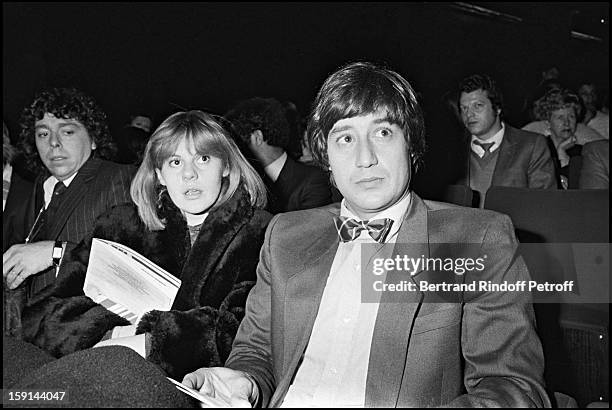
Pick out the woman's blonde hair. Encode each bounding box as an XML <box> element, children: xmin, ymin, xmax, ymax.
<box><xmin>131</xmin><ymin>110</ymin><xmax>267</xmax><ymax>230</ymax></box>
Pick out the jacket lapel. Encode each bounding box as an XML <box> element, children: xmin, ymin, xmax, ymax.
<box><xmin>365</xmin><ymin>193</ymin><xmax>430</xmax><ymax>407</ymax></box>
<box><xmin>44</xmin><ymin>158</ymin><xmax>101</xmax><ymax>240</ymax></box>
<box><xmin>491</xmin><ymin>126</ymin><xmax>518</xmax><ymax>186</ymax></box>
<box><xmin>270</xmin><ymin>209</ymin><xmax>339</xmax><ymax>406</ymax></box>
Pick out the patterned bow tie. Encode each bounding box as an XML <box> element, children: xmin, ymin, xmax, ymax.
<box><xmin>334</xmin><ymin>216</ymin><xmax>394</xmax><ymax>243</ymax></box>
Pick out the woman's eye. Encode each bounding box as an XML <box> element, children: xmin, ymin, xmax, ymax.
<box><xmin>196</xmin><ymin>155</ymin><xmax>210</xmax><ymax>164</ymax></box>
<box><xmin>169</xmin><ymin>159</ymin><xmax>181</xmax><ymax>167</ymax></box>
<box><xmin>36</xmin><ymin>131</ymin><xmax>49</xmax><ymax>138</ymax></box>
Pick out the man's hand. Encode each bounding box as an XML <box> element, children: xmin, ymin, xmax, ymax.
<box><xmin>3</xmin><ymin>241</ymin><xmax>55</xmax><ymax>289</ymax></box>
<box><xmin>182</xmin><ymin>367</ymin><xmax>259</xmax><ymax>407</ymax></box>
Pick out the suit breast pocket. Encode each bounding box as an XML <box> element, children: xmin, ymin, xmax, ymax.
<box><xmin>412</xmin><ymin>306</ymin><xmax>461</xmax><ymax>335</ymax></box>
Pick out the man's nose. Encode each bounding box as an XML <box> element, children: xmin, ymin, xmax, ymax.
<box><xmin>355</xmin><ymin>139</ymin><xmax>378</xmax><ymax>168</ymax></box>
<box><xmin>48</xmin><ymin>131</ymin><xmax>61</xmax><ymax>148</ymax></box>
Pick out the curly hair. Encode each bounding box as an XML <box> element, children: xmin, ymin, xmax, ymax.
<box><xmin>458</xmin><ymin>74</ymin><xmax>504</xmax><ymax>114</ymax></box>
<box><xmin>533</xmin><ymin>89</ymin><xmax>582</xmax><ymax>121</ymax></box>
<box><xmin>224</xmin><ymin>97</ymin><xmax>291</xmax><ymax>151</ymax></box>
<box><xmin>17</xmin><ymin>87</ymin><xmax>117</xmax><ymax>177</ymax></box>
<box><xmin>306</xmin><ymin>61</ymin><xmax>426</xmax><ymax>173</ymax></box>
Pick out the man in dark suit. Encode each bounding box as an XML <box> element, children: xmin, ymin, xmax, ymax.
<box><xmin>3</xmin><ymin>88</ymin><xmax>134</xmax><ymax>302</ymax></box>
<box><xmin>225</xmin><ymin>97</ymin><xmax>332</xmax><ymax>213</ymax></box>
<box><xmin>456</xmin><ymin>74</ymin><xmax>557</xmax><ymax>207</ymax></box>
<box><xmin>183</xmin><ymin>63</ymin><xmax>550</xmax><ymax>407</ymax></box>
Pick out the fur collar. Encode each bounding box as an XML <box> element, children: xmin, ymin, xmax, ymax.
<box><xmin>168</xmin><ymin>185</ymin><xmax>255</xmax><ymax>310</ymax></box>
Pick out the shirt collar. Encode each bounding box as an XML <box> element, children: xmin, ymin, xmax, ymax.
<box><xmin>471</xmin><ymin>123</ymin><xmax>505</xmax><ymax>157</ymax></box>
<box><xmin>263</xmin><ymin>151</ymin><xmax>287</xmax><ymax>183</ymax></box>
<box><xmin>3</xmin><ymin>163</ymin><xmax>13</xmax><ymax>183</ymax></box>
<box><xmin>340</xmin><ymin>190</ymin><xmax>412</xmax><ymax>243</ymax></box>
<box><xmin>43</xmin><ymin>172</ymin><xmax>78</xmax><ymax>207</ymax></box>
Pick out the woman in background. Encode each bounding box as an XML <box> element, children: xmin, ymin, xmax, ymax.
<box><xmin>534</xmin><ymin>89</ymin><xmax>584</xmax><ymax>189</ymax></box>
<box><xmin>18</xmin><ymin>110</ymin><xmax>271</xmax><ymax>380</ymax></box>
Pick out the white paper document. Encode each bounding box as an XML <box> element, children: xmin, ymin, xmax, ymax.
<box><xmin>166</xmin><ymin>377</ymin><xmax>232</xmax><ymax>407</ymax></box>
<box><xmin>83</xmin><ymin>238</ymin><xmax>181</xmax><ymax>325</ymax></box>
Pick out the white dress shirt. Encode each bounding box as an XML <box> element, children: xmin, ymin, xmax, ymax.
<box><xmin>263</xmin><ymin>151</ymin><xmax>287</xmax><ymax>183</ymax></box>
<box><xmin>42</xmin><ymin>173</ymin><xmax>78</xmax><ymax>209</ymax></box>
<box><xmin>281</xmin><ymin>191</ymin><xmax>411</xmax><ymax>408</ymax></box>
<box><xmin>470</xmin><ymin>123</ymin><xmax>505</xmax><ymax>157</ymax></box>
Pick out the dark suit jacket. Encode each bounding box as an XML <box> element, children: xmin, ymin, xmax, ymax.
<box><xmin>226</xmin><ymin>193</ymin><xmax>550</xmax><ymax>407</ymax></box>
<box><xmin>3</xmin><ymin>170</ymin><xmax>34</xmax><ymax>252</ymax></box>
<box><xmin>579</xmin><ymin>139</ymin><xmax>609</xmax><ymax>189</ymax></box>
<box><xmin>268</xmin><ymin>155</ymin><xmax>332</xmax><ymax>213</ymax></box>
<box><xmin>24</xmin><ymin>157</ymin><xmax>135</xmax><ymax>299</ymax></box>
<box><xmin>457</xmin><ymin>125</ymin><xmax>557</xmax><ymax>190</ymax></box>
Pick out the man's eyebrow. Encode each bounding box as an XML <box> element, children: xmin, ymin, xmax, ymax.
<box><xmin>372</xmin><ymin>117</ymin><xmax>394</xmax><ymax>125</ymax></box>
<box><xmin>329</xmin><ymin>124</ymin><xmax>353</xmax><ymax>134</ymax></box>
<box><xmin>57</xmin><ymin>120</ymin><xmax>81</xmax><ymax>127</ymax></box>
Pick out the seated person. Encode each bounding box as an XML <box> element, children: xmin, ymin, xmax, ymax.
<box><xmin>578</xmin><ymin>82</ymin><xmax>609</xmax><ymax>139</ymax></box>
<box><xmin>3</xmin><ymin>88</ymin><xmax>135</xmax><ymax>334</ymax></box>
<box><xmin>534</xmin><ymin>89</ymin><xmax>585</xmax><ymax>189</ymax></box>
<box><xmin>225</xmin><ymin>97</ymin><xmax>333</xmax><ymax>213</ymax></box>
<box><xmin>183</xmin><ymin>62</ymin><xmax>550</xmax><ymax>407</ymax></box>
<box><xmin>15</xmin><ymin>110</ymin><xmax>271</xmax><ymax>380</ymax></box>
<box><xmin>579</xmin><ymin>139</ymin><xmax>609</xmax><ymax>189</ymax></box>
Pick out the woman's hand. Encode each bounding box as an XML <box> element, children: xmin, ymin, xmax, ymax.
<box><xmin>556</xmin><ymin>135</ymin><xmax>576</xmax><ymax>167</ymax></box>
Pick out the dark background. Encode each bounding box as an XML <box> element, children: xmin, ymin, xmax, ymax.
<box><xmin>3</xmin><ymin>2</ymin><xmax>609</xmax><ymax>196</ymax></box>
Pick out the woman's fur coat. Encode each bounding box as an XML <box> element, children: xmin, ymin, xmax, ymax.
<box><xmin>20</xmin><ymin>187</ymin><xmax>271</xmax><ymax>380</ymax></box>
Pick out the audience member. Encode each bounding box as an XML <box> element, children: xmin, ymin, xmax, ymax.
<box><xmin>579</xmin><ymin>139</ymin><xmax>609</xmax><ymax>189</ymax></box>
<box><xmin>578</xmin><ymin>82</ymin><xmax>609</xmax><ymax>139</ymax></box>
<box><xmin>3</xmin><ymin>122</ymin><xmax>34</xmax><ymax>253</ymax></box>
<box><xmin>455</xmin><ymin>74</ymin><xmax>556</xmax><ymax>206</ymax></box>
<box><xmin>534</xmin><ymin>88</ymin><xmax>585</xmax><ymax>189</ymax></box>
<box><xmin>3</xmin><ymin>122</ymin><xmax>34</xmax><ymax>336</ymax></box>
<box><xmin>13</xmin><ymin>110</ymin><xmax>271</xmax><ymax>381</ymax></box>
<box><xmin>3</xmin><ymin>88</ymin><xmax>135</xmax><ymax>309</ymax></box>
<box><xmin>115</xmin><ymin>125</ymin><xmax>149</xmax><ymax>165</ymax></box>
<box><xmin>225</xmin><ymin>97</ymin><xmax>332</xmax><ymax>213</ymax></box>
<box><xmin>183</xmin><ymin>62</ymin><xmax>549</xmax><ymax>407</ymax></box>
<box><xmin>129</xmin><ymin>113</ymin><xmax>153</xmax><ymax>134</ymax></box>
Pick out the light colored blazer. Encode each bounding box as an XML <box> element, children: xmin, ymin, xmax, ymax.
<box><xmin>226</xmin><ymin>194</ymin><xmax>551</xmax><ymax>407</ymax></box>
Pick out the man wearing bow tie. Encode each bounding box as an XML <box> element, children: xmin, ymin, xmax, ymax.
<box><xmin>183</xmin><ymin>62</ymin><xmax>550</xmax><ymax>407</ymax></box>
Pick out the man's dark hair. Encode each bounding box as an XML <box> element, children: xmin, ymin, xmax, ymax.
<box><xmin>306</xmin><ymin>61</ymin><xmax>426</xmax><ymax>172</ymax></box>
<box><xmin>458</xmin><ymin>74</ymin><xmax>504</xmax><ymax>114</ymax></box>
<box><xmin>224</xmin><ymin>97</ymin><xmax>291</xmax><ymax>151</ymax></box>
<box><xmin>18</xmin><ymin>87</ymin><xmax>117</xmax><ymax>176</ymax></box>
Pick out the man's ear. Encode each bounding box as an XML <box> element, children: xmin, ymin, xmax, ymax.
<box><xmin>155</xmin><ymin>169</ymin><xmax>167</xmax><ymax>186</ymax></box>
<box><xmin>250</xmin><ymin>130</ymin><xmax>264</xmax><ymax>147</ymax></box>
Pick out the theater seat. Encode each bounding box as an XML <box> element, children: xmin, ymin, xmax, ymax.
<box><xmin>441</xmin><ymin>184</ymin><xmax>477</xmax><ymax>207</ymax></box>
<box><xmin>568</xmin><ymin>155</ymin><xmax>583</xmax><ymax>189</ymax></box>
<box><xmin>484</xmin><ymin>187</ymin><xmax>609</xmax><ymax>407</ymax></box>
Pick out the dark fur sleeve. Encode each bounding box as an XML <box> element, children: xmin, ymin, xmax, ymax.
<box><xmin>21</xmin><ymin>295</ymin><xmax>130</xmax><ymax>358</ymax></box>
<box><xmin>136</xmin><ymin>281</ymin><xmax>255</xmax><ymax>380</ymax></box>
